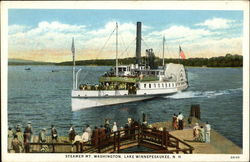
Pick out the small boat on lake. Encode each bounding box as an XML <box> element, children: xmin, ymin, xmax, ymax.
<box><xmin>25</xmin><ymin>67</ymin><xmax>31</xmax><ymax>71</ymax></box>
<box><xmin>71</xmin><ymin>22</ymin><xmax>188</xmax><ymax>111</ymax></box>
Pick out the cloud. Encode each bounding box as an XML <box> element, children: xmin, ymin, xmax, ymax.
<box><xmin>8</xmin><ymin>20</ymin><xmax>242</xmax><ymax>62</ymax></box>
<box><xmin>195</xmin><ymin>17</ymin><xmax>235</xmax><ymax>30</ymax></box>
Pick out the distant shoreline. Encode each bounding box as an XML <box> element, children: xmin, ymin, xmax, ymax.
<box><xmin>7</xmin><ymin>64</ymin><xmax>243</xmax><ymax>68</ymax></box>
<box><xmin>8</xmin><ymin>54</ymin><xmax>243</xmax><ymax>67</ymax></box>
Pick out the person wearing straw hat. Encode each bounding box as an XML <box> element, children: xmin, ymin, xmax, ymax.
<box><xmin>193</xmin><ymin>123</ymin><xmax>200</xmax><ymax>141</ymax></box>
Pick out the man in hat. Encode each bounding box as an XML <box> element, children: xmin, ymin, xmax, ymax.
<box><xmin>51</xmin><ymin>125</ymin><xmax>58</xmax><ymax>142</ymax></box>
<box><xmin>15</xmin><ymin>125</ymin><xmax>24</xmax><ymax>152</ymax></box>
<box><xmin>104</xmin><ymin>119</ymin><xmax>111</xmax><ymax>137</ymax></box>
<box><xmin>68</xmin><ymin>125</ymin><xmax>76</xmax><ymax>152</ymax></box>
<box><xmin>24</xmin><ymin>121</ymin><xmax>33</xmax><ymax>142</ymax></box>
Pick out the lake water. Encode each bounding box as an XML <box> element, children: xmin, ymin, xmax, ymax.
<box><xmin>8</xmin><ymin>66</ymin><xmax>243</xmax><ymax>147</ymax></box>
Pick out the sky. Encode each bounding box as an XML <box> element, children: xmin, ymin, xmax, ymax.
<box><xmin>8</xmin><ymin>9</ymin><xmax>243</xmax><ymax>62</ymax></box>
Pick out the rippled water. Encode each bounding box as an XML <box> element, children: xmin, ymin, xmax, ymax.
<box><xmin>8</xmin><ymin>66</ymin><xmax>243</xmax><ymax>147</ymax></box>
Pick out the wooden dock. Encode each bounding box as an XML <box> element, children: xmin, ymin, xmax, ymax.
<box><xmin>11</xmin><ymin>105</ymin><xmax>241</xmax><ymax>154</ymax></box>
<box><xmin>151</xmin><ymin>117</ymin><xmax>242</xmax><ymax>154</ymax></box>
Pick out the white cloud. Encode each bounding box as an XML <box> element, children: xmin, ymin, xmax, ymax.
<box><xmin>8</xmin><ymin>20</ymin><xmax>242</xmax><ymax>62</ymax></box>
<box><xmin>195</xmin><ymin>17</ymin><xmax>235</xmax><ymax>30</ymax></box>
<box><xmin>8</xmin><ymin>24</ymin><xmax>31</xmax><ymax>34</ymax></box>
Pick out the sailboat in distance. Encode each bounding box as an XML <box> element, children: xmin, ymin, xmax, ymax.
<box><xmin>71</xmin><ymin>22</ymin><xmax>188</xmax><ymax>111</ymax></box>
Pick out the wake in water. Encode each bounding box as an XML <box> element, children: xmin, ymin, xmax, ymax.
<box><xmin>165</xmin><ymin>88</ymin><xmax>242</xmax><ymax>99</ymax></box>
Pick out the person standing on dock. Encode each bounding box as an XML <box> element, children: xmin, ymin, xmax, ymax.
<box><xmin>205</xmin><ymin>121</ymin><xmax>211</xmax><ymax>143</ymax></box>
<box><xmin>193</xmin><ymin>123</ymin><xmax>200</xmax><ymax>141</ymax></box>
<box><xmin>8</xmin><ymin>126</ymin><xmax>14</xmax><ymax>152</ymax></box>
<box><xmin>85</xmin><ymin>124</ymin><xmax>92</xmax><ymax>140</ymax></box>
<box><xmin>24</xmin><ymin>121</ymin><xmax>33</xmax><ymax>142</ymax></box>
<box><xmin>23</xmin><ymin>121</ymin><xmax>33</xmax><ymax>152</ymax></box>
<box><xmin>112</xmin><ymin>122</ymin><xmax>118</xmax><ymax>132</ymax></box>
<box><xmin>91</xmin><ymin>126</ymin><xmax>99</xmax><ymax>146</ymax></box>
<box><xmin>104</xmin><ymin>120</ymin><xmax>111</xmax><ymax>138</ymax></box>
<box><xmin>177</xmin><ymin>112</ymin><xmax>184</xmax><ymax>130</ymax></box>
<box><xmin>12</xmin><ymin>135</ymin><xmax>23</xmax><ymax>153</ymax></box>
<box><xmin>198</xmin><ymin>126</ymin><xmax>205</xmax><ymax>142</ymax></box>
<box><xmin>39</xmin><ymin>128</ymin><xmax>47</xmax><ymax>152</ymax></box>
<box><xmin>68</xmin><ymin>125</ymin><xmax>76</xmax><ymax>152</ymax></box>
<box><xmin>172</xmin><ymin>114</ymin><xmax>178</xmax><ymax>130</ymax></box>
<box><xmin>15</xmin><ymin>126</ymin><xmax>24</xmax><ymax>152</ymax></box>
<box><xmin>51</xmin><ymin>125</ymin><xmax>58</xmax><ymax>142</ymax></box>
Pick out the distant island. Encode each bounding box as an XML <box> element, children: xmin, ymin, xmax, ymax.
<box><xmin>9</xmin><ymin>54</ymin><xmax>243</xmax><ymax>67</ymax></box>
<box><xmin>8</xmin><ymin>59</ymin><xmax>54</xmax><ymax>66</ymax></box>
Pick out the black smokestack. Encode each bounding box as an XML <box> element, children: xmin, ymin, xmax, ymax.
<box><xmin>136</xmin><ymin>22</ymin><xmax>141</xmax><ymax>65</ymax></box>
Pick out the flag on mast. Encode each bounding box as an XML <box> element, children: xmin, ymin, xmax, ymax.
<box><xmin>179</xmin><ymin>45</ymin><xmax>186</xmax><ymax>59</ymax></box>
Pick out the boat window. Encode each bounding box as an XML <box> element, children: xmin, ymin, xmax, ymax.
<box><xmin>144</xmin><ymin>84</ymin><xmax>146</xmax><ymax>88</ymax></box>
<box><xmin>149</xmin><ymin>84</ymin><xmax>151</xmax><ymax>88</ymax></box>
<box><xmin>158</xmin><ymin>83</ymin><xmax>160</xmax><ymax>88</ymax></box>
<box><xmin>154</xmin><ymin>84</ymin><xmax>156</xmax><ymax>88</ymax></box>
<box><xmin>165</xmin><ymin>83</ymin><xmax>167</xmax><ymax>87</ymax></box>
<box><xmin>162</xmin><ymin>83</ymin><xmax>164</xmax><ymax>87</ymax></box>
<box><xmin>169</xmin><ymin>83</ymin><xmax>171</xmax><ymax>87</ymax></box>
<box><xmin>172</xmin><ymin>83</ymin><xmax>174</xmax><ymax>87</ymax></box>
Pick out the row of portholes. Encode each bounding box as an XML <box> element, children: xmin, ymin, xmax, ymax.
<box><xmin>143</xmin><ymin>82</ymin><xmax>175</xmax><ymax>89</ymax></box>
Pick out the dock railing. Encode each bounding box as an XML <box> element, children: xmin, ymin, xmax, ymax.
<box><xmin>29</xmin><ymin>125</ymin><xmax>194</xmax><ymax>153</ymax></box>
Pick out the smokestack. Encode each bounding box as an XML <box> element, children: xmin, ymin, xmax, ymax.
<box><xmin>136</xmin><ymin>22</ymin><xmax>141</xmax><ymax>65</ymax></box>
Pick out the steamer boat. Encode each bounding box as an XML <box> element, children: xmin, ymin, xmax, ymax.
<box><xmin>71</xmin><ymin>22</ymin><xmax>188</xmax><ymax>111</ymax></box>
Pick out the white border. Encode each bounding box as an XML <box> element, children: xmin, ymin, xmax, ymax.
<box><xmin>1</xmin><ymin>1</ymin><xmax>249</xmax><ymax>162</ymax></box>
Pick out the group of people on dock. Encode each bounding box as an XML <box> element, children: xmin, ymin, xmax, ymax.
<box><xmin>8</xmin><ymin>117</ymin><xmax>142</xmax><ymax>153</ymax></box>
<box><xmin>8</xmin><ymin>122</ymin><xmax>34</xmax><ymax>153</ymax></box>
<box><xmin>8</xmin><ymin>122</ymin><xmax>58</xmax><ymax>153</ymax></box>
<box><xmin>193</xmin><ymin>122</ymin><xmax>211</xmax><ymax>143</ymax></box>
<box><xmin>172</xmin><ymin>112</ymin><xmax>184</xmax><ymax>130</ymax></box>
<box><xmin>68</xmin><ymin>118</ymin><xmax>139</xmax><ymax>152</ymax></box>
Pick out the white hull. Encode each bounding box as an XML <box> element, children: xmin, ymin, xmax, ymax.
<box><xmin>71</xmin><ymin>96</ymin><xmax>154</xmax><ymax>111</ymax></box>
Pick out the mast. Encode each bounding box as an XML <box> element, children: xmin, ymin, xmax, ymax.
<box><xmin>72</xmin><ymin>37</ymin><xmax>76</xmax><ymax>89</ymax></box>
<box><xmin>162</xmin><ymin>36</ymin><xmax>165</xmax><ymax>67</ymax></box>
<box><xmin>115</xmin><ymin>22</ymin><xmax>118</xmax><ymax>77</ymax></box>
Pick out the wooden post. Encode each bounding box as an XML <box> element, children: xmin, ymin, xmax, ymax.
<box><xmin>137</xmin><ymin>125</ymin><xmax>141</xmax><ymax>146</ymax></box>
<box><xmin>52</xmin><ymin>143</ymin><xmax>55</xmax><ymax>153</ymax></box>
<box><xmin>190</xmin><ymin>104</ymin><xmax>201</xmax><ymax>119</ymax></box>
<box><xmin>176</xmin><ymin>140</ymin><xmax>179</xmax><ymax>154</ymax></box>
<box><xmin>97</xmin><ymin>131</ymin><xmax>101</xmax><ymax>153</ymax></box>
<box><xmin>162</xmin><ymin>128</ymin><xmax>167</xmax><ymax>147</ymax></box>
<box><xmin>113</xmin><ymin>132</ymin><xmax>116</xmax><ymax>152</ymax></box>
<box><xmin>117</xmin><ymin>131</ymin><xmax>120</xmax><ymax>153</ymax></box>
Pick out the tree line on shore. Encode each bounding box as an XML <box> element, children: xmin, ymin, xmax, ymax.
<box><xmin>8</xmin><ymin>54</ymin><xmax>243</xmax><ymax>67</ymax></box>
<box><xmin>56</xmin><ymin>54</ymin><xmax>243</xmax><ymax>67</ymax></box>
